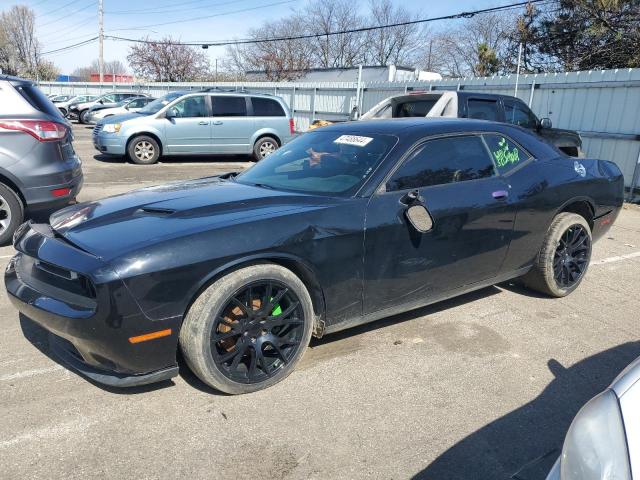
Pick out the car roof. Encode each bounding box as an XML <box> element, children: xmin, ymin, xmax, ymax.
<box><xmin>316</xmin><ymin>117</ymin><xmax>520</xmax><ymax>135</ymax></box>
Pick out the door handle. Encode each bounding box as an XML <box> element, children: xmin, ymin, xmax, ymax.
<box><xmin>212</xmin><ymin>121</ymin><xmax>223</xmax><ymax>125</ymax></box>
<box><xmin>492</xmin><ymin>190</ymin><xmax>509</xmax><ymax>200</ymax></box>
<box><xmin>198</xmin><ymin>121</ymin><xmax>209</xmax><ymax>125</ymax></box>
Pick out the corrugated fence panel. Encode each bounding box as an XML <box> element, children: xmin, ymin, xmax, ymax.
<box><xmin>39</xmin><ymin>69</ymin><xmax>640</xmax><ymax>191</ymax></box>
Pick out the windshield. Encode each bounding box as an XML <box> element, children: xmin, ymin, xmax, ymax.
<box><xmin>138</xmin><ymin>91</ymin><xmax>185</xmax><ymax>115</ymax></box>
<box><xmin>236</xmin><ymin>131</ymin><xmax>397</xmax><ymax>195</ymax></box>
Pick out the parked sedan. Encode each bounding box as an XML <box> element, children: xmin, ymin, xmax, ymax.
<box><xmin>50</xmin><ymin>94</ymin><xmax>74</xmax><ymax>103</ymax></box>
<box><xmin>56</xmin><ymin>94</ymin><xmax>98</xmax><ymax>117</ymax></box>
<box><xmin>6</xmin><ymin>119</ymin><xmax>623</xmax><ymax>393</ymax></box>
<box><xmin>86</xmin><ymin>97</ymin><xmax>155</xmax><ymax>124</ymax></box>
<box><xmin>546</xmin><ymin>354</ymin><xmax>640</xmax><ymax>480</ymax></box>
<box><xmin>70</xmin><ymin>92</ymin><xmax>149</xmax><ymax>124</ymax></box>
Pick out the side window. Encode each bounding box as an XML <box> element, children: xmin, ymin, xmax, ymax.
<box><xmin>172</xmin><ymin>96</ymin><xmax>207</xmax><ymax>118</ymax></box>
<box><xmin>387</xmin><ymin>136</ymin><xmax>495</xmax><ymax>191</ymax></box>
<box><xmin>504</xmin><ymin>101</ymin><xmax>538</xmax><ymax>129</ymax></box>
<box><xmin>483</xmin><ymin>134</ymin><xmax>531</xmax><ymax>174</ymax></box>
<box><xmin>102</xmin><ymin>95</ymin><xmax>116</xmax><ymax>103</ymax></box>
<box><xmin>252</xmin><ymin>97</ymin><xmax>285</xmax><ymax>116</ymax></box>
<box><xmin>128</xmin><ymin>99</ymin><xmax>144</xmax><ymax>108</ymax></box>
<box><xmin>467</xmin><ymin>99</ymin><xmax>498</xmax><ymax>121</ymax></box>
<box><xmin>211</xmin><ymin>96</ymin><xmax>247</xmax><ymax>117</ymax></box>
<box><xmin>372</xmin><ymin>104</ymin><xmax>392</xmax><ymax>119</ymax></box>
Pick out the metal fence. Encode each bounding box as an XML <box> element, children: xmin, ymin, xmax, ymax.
<box><xmin>40</xmin><ymin>68</ymin><xmax>640</xmax><ymax>196</ymax></box>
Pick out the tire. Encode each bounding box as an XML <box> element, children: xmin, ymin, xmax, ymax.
<box><xmin>127</xmin><ymin>135</ymin><xmax>161</xmax><ymax>165</ymax></box>
<box><xmin>522</xmin><ymin>212</ymin><xmax>592</xmax><ymax>297</ymax></box>
<box><xmin>58</xmin><ymin>107</ymin><xmax>67</xmax><ymax>117</ymax></box>
<box><xmin>78</xmin><ymin>109</ymin><xmax>89</xmax><ymax>124</ymax></box>
<box><xmin>179</xmin><ymin>264</ymin><xmax>314</xmax><ymax>394</ymax></box>
<box><xmin>0</xmin><ymin>183</ymin><xmax>24</xmax><ymax>246</ymax></box>
<box><xmin>253</xmin><ymin>136</ymin><xmax>279</xmax><ymax>161</ymax></box>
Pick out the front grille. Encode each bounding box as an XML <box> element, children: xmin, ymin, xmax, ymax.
<box><xmin>15</xmin><ymin>255</ymin><xmax>97</xmax><ymax>309</ymax></box>
<box><xmin>92</xmin><ymin>124</ymin><xmax>103</xmax><ymax>136</ymax></box>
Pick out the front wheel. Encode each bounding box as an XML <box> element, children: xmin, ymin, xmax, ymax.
<box><xmin>127</xmin><ymin>135</ymin><xmax>160</xmax><ymax>165</ymax></box>
<box><xmin>179</xmin><ymin>264</ymin><xmax>314</xmax><ymax>394</ymax></box>
<box><xmin>78</xmin><ymin>109</ymin><xmax>90</xmax><ymax>124</ymax></box>
<box><xmin>522</xmin><ymin>212</ymin><xmax>592</xmax><ymax>297</ymax></box>
<box><xmin>253</xmin><ymin>136</ymin><xmax>278</xmax><ymax>161</ymax></box>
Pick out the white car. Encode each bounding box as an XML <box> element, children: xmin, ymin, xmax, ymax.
<box><xmin>86</xmin><ymin>96</ymin><xmax>155</xmax><ymax>124</ymax></box>
<box><xmin>547</xmin><ymin>354</ymin><xmax>640</xmax><ymax>479</ymax></box>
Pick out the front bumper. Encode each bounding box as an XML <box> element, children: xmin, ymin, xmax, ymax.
<box><xmin>5</xmin><ymin>223</ymin><xmax>180</xmax><ymax>387</ymax></box>
<box><xmin>93</xmin><ymin>131</ymin><xmax>127</xmax><ymax>155</ymax></box>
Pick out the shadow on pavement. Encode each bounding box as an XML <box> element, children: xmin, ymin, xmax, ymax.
<box><xmin>412</xmin><ymin>341</ymin><xmax>640</xmax><ymax>480</ymax></box>
<box><xmin>93</xmin><ymin>153</ymin><xmax>253</xmax><ymax>165</ymax></box>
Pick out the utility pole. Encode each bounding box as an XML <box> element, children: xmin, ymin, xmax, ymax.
<box><xmin>98</xmin><ymin>0</ymin><xmax>104</xmax><ymax>83</ymax></box>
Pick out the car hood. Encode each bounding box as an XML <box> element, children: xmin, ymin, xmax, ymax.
<box><xmin>97</xmin><ymin>112</ymin><xmax>141</xmax><ymax>125</ymax></box>
<box><xmin>49</xmin><ymin>176</ymin><xmax>335</xmax><ymax>261</ymax></box>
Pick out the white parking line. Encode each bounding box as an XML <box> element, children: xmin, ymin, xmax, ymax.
<box><xmin>591</xmin><ymin>251</ymin><xmax>640</xmax><ymax>265</ymax></box>
<box><xmin>0</xmin><ymin>365</ymin><xmax>63</xmax><ymax>382</ymax></box>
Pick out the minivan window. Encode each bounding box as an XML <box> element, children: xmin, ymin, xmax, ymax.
<box><xmin>172</xmin><ymin>96</ymin><xmax>207</xmax><ymax>117</ymax></box>
<box><xmin>16</xmin><ymin>84</ymin><xmax>64</xmax><ymax>119</ymax></box>
<box><xmin>252</xmin><ymin>97</ymin><xmax>285</xmax><ymax>116</ymax></box>
<box><xmin>467</xmin><ymin>99</ymin><xmax>498</xmax><ymax>121</ymax></box>
<box><xmin>138</xmin><ymin>92</ymin><xmax>184</xmax><ymax>115</ymax></box>
<box><xmin>212</xmin><ymin>96</ymin><xmax>247</xmax><ymax>117</ymax></box>
<box><xmin>387</xmin><ymin>135</ymin><xmax>495</xmax><ymax>191</ymax></box>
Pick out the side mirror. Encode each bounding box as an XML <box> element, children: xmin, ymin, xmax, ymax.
<box><xmin>349</xmin><ymin>105</ymin><xmax>359</xmax><ymax>121</ymax></box>
<box><xmin>406</xmin><ymin>205</ymin><xmax>434</xmax><ymax>233</ymax></box>
<box><xmin>539</xmin><ymin>117</ymin><xmax>552</xmax><ymax>129</ymax></box>
<box><xmin>165</xmin><ymin>108</ymin><xmax>178</xmax><ymax>119</ymax></box>
<box><xmin>124</xmin><ymin>104</ymin><xmax>130</xmax><ymax>110</ymax></box>
<box><xmin>98</xmin><ymin>100</ymin><xmax>104</xmax><ymax>104</ymax></box>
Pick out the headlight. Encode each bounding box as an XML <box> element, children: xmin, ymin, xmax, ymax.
<box><xmin>103</xmin><ymin>123</ymin><xmax>121</xmax><ymax>133</ymax></box>
<box><xmin>560</xmin><ymin>389</ymin><xmax>631</xmax><ymax>480</ymax></box>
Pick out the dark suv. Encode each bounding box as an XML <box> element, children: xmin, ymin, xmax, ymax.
<box><xmin>0</xmin><ymin>75</ymin><xmax>83</xmax><ymax>243</ymax></box>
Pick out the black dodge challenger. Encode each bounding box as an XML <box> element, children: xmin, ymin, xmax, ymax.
<box><xmin>6</xmin><ymin>119</ymin><xmax>624</xmax><ymax>394</ymax></box>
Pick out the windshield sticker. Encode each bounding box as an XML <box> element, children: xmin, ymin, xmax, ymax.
<box><xmin>492</xmin><ymin>137</ymin><xmax>520</xmax><ymax>167</ymax></box>
<box><xmin>334</xmin><ymin>135</ymin><xmax>374</xmax><ymax>147</ymax></box>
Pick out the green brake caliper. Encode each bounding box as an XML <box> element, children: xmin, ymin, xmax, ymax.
<box><xmin>271</xmin><ymin>300</ymin><xmax>282</xmax><ymax>316</ymax></box>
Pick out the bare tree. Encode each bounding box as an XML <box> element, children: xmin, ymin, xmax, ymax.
<box><xmin>127</xmin><ymin>37</ymin><xmax>209</xmax><ymax>81</ymax></box>
<box><xmin>0</xmin><ymin>5</ymin><xmax>57</xmax><ymax>79</ymax></box>
<box><xmin>72</xmin><ymin>59</ymin><xmax>128</xmax><ymax>80</ymax></box>
<box><xmin>365</xmin><ymin>0</ymin><xmax>422</xmax><ymax>66</ymax></box>
<box><xmin>226</xmin><ymin>19</ymin><xmax>314</xmax><ymax>80</ymax></box>
<box><xmin>300</xmin><ymin>0</ymin><xmax>367</xmax><ymax>68</ymax></box>
<box><xmin>428</xmin><ymin>13</ymin><xmax>511</xmax><ymax>77</ymax></box>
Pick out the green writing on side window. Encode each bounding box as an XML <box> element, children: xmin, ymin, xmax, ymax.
<box><xmin>492</xmin><ymin>137</ymin><xmax>520</xmax><ymax>168</ymax></box>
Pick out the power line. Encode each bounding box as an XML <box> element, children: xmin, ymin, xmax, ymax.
<box><xmin>108</xmin><ymin>0</ymin><xmax>552</xmax><ymax>48</ymax></box>
<box><xmin>41</xmin><ymin>36</ymin><xmax>98</xmax><ymax>55</ymax></box>
<box><xmin>38</xmin><ymin>1</ymin><xmax>97</xmax><ymax>28</ymax></box>
<box><xmin>105</xmin><ymin>0</ymin><xmax>239</xmax><ymax>15</ymax></box>
<box><xmin>107</xmin><ymin>0</ymin><xmax>296</xmax><ymax>31</ymax></box>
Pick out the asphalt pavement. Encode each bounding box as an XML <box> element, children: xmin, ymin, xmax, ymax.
<box><xmin>1</xmin><ymin>124</ymin><xmax>639</xmax><ymax>479</ymax></box>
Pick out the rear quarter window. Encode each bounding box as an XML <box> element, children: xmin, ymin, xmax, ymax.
<box><xmin>483</xmin><ymin>134</ymin><xmax>531</xmax><ymax>174</ymax></box>
<box><xmin>16</xmin><ymin>84</ymin><xmax>64</xmax><ymax>119</ymax></box>
<box><xmin>252</xmin><ymin>97</ymin><xmax>285</xmax><ymax>117</ymax></box>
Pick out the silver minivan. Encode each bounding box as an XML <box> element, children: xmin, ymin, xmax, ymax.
<box><xmin>93</xmin><ymin>90</ymin><xmax>295</xmax><ymax>164</ymax></box>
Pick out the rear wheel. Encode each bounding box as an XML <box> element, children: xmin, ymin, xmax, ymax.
<box><xmin>0</xmin><ymin>183</ymin><xmax>23</xmax><ymax>245</ymax></box>
<box><xmin>253</xmin><ymin>136</ymin><xmax>278</xmax><ymax>161</ymax></box>
<box><xmin>127</xmin><ymin>135</ymin><xmax>160</xmax><ymax>165</ymax></box>
<box><xmin>522</xmin><ymin>213</ymin><xmax>592</xmax><ymax>297</ymax></box>
<box><xmin>179</xmin><ymin>264</ymin><xmax>314</xmax><ymax>394</ymax></box>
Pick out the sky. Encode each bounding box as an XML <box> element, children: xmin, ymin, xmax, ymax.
<box><xmin>9</xmin><ymin>0</ymin><xmax>505</xmax><ymax>74</ymax></box>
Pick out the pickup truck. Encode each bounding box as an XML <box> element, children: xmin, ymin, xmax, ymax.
<box><xmin>312</xmin><ymin>91</ymin><xmax>584</xmax><ymax>157</ymax></box>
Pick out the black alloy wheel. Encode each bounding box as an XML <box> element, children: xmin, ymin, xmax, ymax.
<box><xmin>211</xmin><ymin>280</ymin><xmax>305</xmax><ymax>384</ymax></box>
<box><xmin>553</xmin><ymin>224</ymin><xmax>591</xmax><ymax>288</ymax></box>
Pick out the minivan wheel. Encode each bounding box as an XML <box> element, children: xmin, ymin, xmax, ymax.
<box><xmin>0</xmin><ymin>183</ymin><xmax>24</xmax><ymax>245</ymax></box>
<box><xmin>253</xmin><ymin>136</ymin><xmax>278</xmax><ymax>161</ymax></box>
<box><xmin>127</xmin><ymin>135</ymin><xmax>160</xmax><ymax>165</ymax></box>
<box><xmin>78</xmin><ymin>109</ymin><xmax>89</xmax><ymax>124</ymax></box>
<box><xmin>179</xmin><ymin>264</ymin><xmax>314</xmax><ymax>394</ymax></box>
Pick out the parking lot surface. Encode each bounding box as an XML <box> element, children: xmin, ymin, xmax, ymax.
<box><xmin>1</xmin><ymin>124</ymin><xmax>639</xmax><ymax>479</ymax></box>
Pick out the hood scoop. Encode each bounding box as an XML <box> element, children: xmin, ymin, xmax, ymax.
<box><xmin>136</xmin><ymin>206</ymin><xmax>176</xmax><ymax>216</ymax></box>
